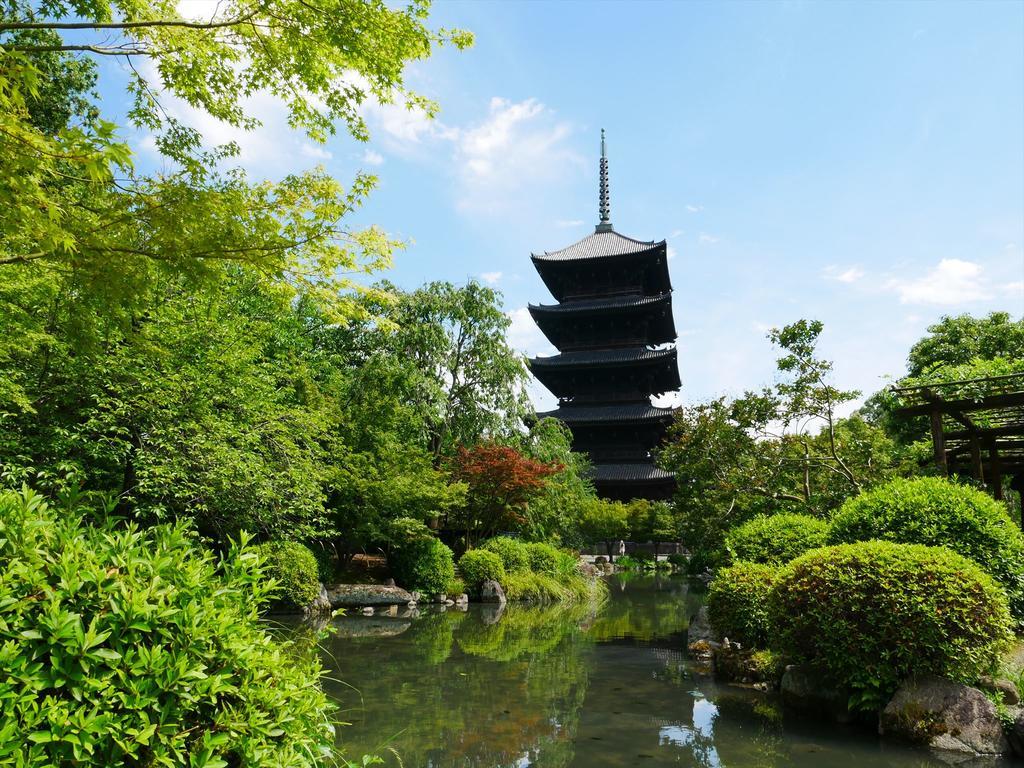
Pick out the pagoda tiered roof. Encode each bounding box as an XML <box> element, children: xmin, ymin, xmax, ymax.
<box><xmin>590</xmin><ymin>464</ymin><xmax>676</xmax><ymax>483</ymax></box>
<box><xmin>529</xmin><ymin>346</ymin><xmax>676</xmax><ymax>368</ymax></box>
<box><xmin>531</xmin><ymin>230</ymin><xmax>665</xmax><ymax>261</ymax></box>
<box><xmin>536</xmin><ymin>402</ymin><xmax>676</xmax><ymax>425</ymax></box>
<box><xmin>528</xmin><ymin>293</ymin><xmax>669</xmax><ymax>315</ymax></box>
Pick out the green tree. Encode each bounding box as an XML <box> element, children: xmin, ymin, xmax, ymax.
<box><xmin>906</xmin><ymin>312</ymin><xmax>1024</xmax><ymax>376</ymax></box>
<box><xmin>577</xmin><ymin>499</ymin><xmax>628</xmax><ymax>560</ymax></box>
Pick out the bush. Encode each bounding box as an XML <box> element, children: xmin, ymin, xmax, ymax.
<box><xmin>829</xmin><ymin>477</ymin><xmax>1024</xmax><ymax>620</ymax></box>
<box><xmin>706</xmin><ymin>561</ymin><xmax>777</xmax><ymax>647</ymax></box>
<box><xmin>0</xmin><ymin>488</ymin><xmax>334</xmax><ymax>767</ymax></box>
<box><xmin>726</xmin><ymin>513</ymin><xmax>828</xmax><ymax>565</ymax></box>
<box><xmin>388</xmin><ymin>518</ymin><xmax>456</xmax><ymax>595</ymax></box>
<box><xmin>481</xmin><ymin>536</ymin><xmax>530</xmax><ymax>572</ymax></box>
<box><xmin>254</xmin><ymin>540</ymin><xmax>321</xmax><ymax>610</ymax></box>
<box><xmin>667</xmin><ymin>553</ymin><xmax>689</xmax><ymax>568</ymax></box>
<box><xmin>525</xmin><ymin>542</ymin><xmax>561</xmax><ymax>574</ymax></box>
<box><xmin>771</xmin><ymin>541</ymin><xmax>1013</xmax><ymax>711</ymax></box>
<box><xmin>502</xmin><ymin>570</ymin><xmax>606</xmax><ymax>604</ymax></box>
<box><xmin>458</xmin><ymin>549</ymin><xmax>506</xmax><ymax>589</ymax></box>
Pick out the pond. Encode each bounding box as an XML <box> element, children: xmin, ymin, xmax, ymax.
<box><xmin>316</xmin><ymin>574</ymin><xmax>1017</xmax><ymax>767</ymax></box>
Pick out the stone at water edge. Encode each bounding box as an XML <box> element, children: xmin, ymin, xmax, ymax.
<box><xmin>326</xmin><ymin>583</ymin><xmax>416</xmax><ymax>608</ymax></box>
<box><xmin>305</xmin><ymin>584</ymin><xmax>332</xmax><ymax>615</ymax></box>
<box><xmin>687</xmin><ymin>606</ymin><xmax>717</xmax><ymax>646</ymax></box>
<box><xmin>879</xmin><ymin>676</ymin><xmax>1010</xmax><ymax>756</ymax></box>
<box><xmin>780</xmin><ymin>665</ymin><xmax>853</xmax><ymax>724</ymax></box>
<box><xmin>594</xmin><ymin>555</ymin><xmax>608</xmax><ymax>564</ymax></box>
<box><xmin>454</xmin><ymin>593</ymin><xmax>469</xmax><ymax>605</ymax></box>
<box><xmin>1008</xmin><ymin>709</ymin><xmax>1024</xmax><ymax>757</ymax></box>
<box><xmin>480</xmin><ymin>579</ymin><xmax>507</xmax><ymax>606</ymax></box>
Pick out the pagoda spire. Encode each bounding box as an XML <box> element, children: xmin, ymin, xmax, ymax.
<box><xmin>596</xmin><ymin>129</ymin><xmax>613</xmax><ymax>232</ymax></box>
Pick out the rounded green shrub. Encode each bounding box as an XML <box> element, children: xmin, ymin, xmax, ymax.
<box><xmin>525</xmin><ymin>542</ymin><xmax>561</xmax><ymax>574</ymax></box>
<box><xmin>726</xmin><ymin>513</ymin><xmax>828</xmax><ymax>565</ymax></box>
<box><xmin>828</xmin><ymin>476</ymin><xmax>1024</xmax><ymax>619</ymax></box>
<box><xmin>706</xmin><ymin>561</ymin><xmax>777</xmax><ymax>647</ymax></box>
<box><xmin>0</xmin><ymin>488</ymin><xmax>334</xmax><ymax>767</ymax></box>
<box><xmin>458</xmin><ymin>549</ymin><xmax>506</xmax><ymax>589</ymax></box>
<box><xmin>771</xmin><ymin>540</ymin><xmax>1013</xmax><ymax>711</ymax></box>
<box><xmin>481</xmin><ymin>536</ymin><xmax>530</xmax><ymax>572</ymax></box>
<box><xmin>390</xmin><ymin>535</ymin><xmax>456</xmax><ymax>596</ymax></box>
<box><xmin>254</xmin><ymin>540</ymin><xmax>320</xmax><ymax>610</ymax></box>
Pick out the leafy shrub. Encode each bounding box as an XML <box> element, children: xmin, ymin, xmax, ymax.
<box><xmin>525</xmin><ymin>542</ymin><xmax>561</xmax><ymax>574</ymax></box>
<box><xmin>458</xmin><ymin>549</ymin><xmax>506</xmax><ymax>589</ymax></box>
<box><xmin>829</xmin><ymin>477</ymin><xmax>1024</xmax><ymax>620</ymax></box>
<box><xmin>446</xmin><ymin>575</ymin><xmax>466</xmax><ymax>597</ymax></box>
<box><xmin>481</xmin><ymin>536</ymin><xmax>530</xmax><ymax>572</ymax></box>
<box><xmin>503</xmin><ymin>570</ymin><xmax>606</xmax><ymax>604</ymax></box>
<box><xmin>387</xmin><ymin>518</ymin><xmax>456</xmax><ymax>595</ymax></box>
<box><xmin>726</xmin><ymin>513</ymin><xmax>828</xmax><ymax>565</ymax></box>
<box><xmin>667</xmin><ymin>553</ymin><xmax>689</xmax><ymax>567</ymax></box>
<box><xmin>706</xmin><ymin>561</ymin><xmax>777</xmax><ymax>647</ymax></box>
<box><xmin>0</xmin><ymin>488</ymin><xmax>335</xmax><ymax>767</ymax></box>
<box><xmin>254</xmin><ymin>540</ymin><xmax>321</xmax><ymax>610</ymax></box>
<box><xmin>771</xmin><ymin>541</ymin><xmax>1013</xmax><ymax>711</ymax></box>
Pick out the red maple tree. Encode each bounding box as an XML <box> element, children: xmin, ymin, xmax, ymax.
<box><xmin>449</xmin><ymin>443</ymin><xmax>562</xmax><ymax>544</ymax></box>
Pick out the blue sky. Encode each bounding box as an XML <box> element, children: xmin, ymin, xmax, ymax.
<box><xmin>111</xmin><ymin>0</ymin><xmax>1023</xmax><ymax>413</ymax></box>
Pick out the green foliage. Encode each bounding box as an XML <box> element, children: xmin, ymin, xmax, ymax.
<box><xmin>906</xmin><ymin>312</ymin><xmax>1024</xmax><ymax>377</ymax></box>
<box><xmin>458</xmin><ymin>549</ymin><xmax>506</xmax><ymax>590</ymax></box>
<box><xmin>613</xmin><ymin>554</ymin><xmax>646</xmax><ymax>571</ymax></box>
<box><xmin>706</xmin><ymin>561</ymin><xmax>777</xmax><ymax>647</ymax></box>
<box><xmin>667</xmin><ymin>554</ymin><xmax>689</xmax><ymax>567</ymax></box>
<box><xmin>725</xmin><ymin>513</ymin><xmax>828</xmax><ymax>565</ymax></box>
<box><xmin>387</xmin><ymin>521</ymin><xmax>455</xmax><ymax>596</ymax></box>
<box><xmin>480</xmin><ymin>536</ymin><xmax>531</xmax><ymax>573</ymax></box>
<box><xmin>502</xmin><ymin>570</ymin><xmax>605</xmax><ymax>605</ymax></box>
<box><xmin>516</xmin><ymin>418</ymin><xmax>597</xmax><ymax>545</ymax></box>
<box><xmin>524</xmin><ymin>542</ymin><xmax>562</xmax><ymax>575</ymax></box>
<box><xmin>829</xmin><ymin>477</ymin><xmax>1024</xmax><ymax>620</ymax></box>
<box><xmin>770</xmin><ymin>541</ymin><xmax>1013</xmax><ymax>711</ymax></box>
<box><xmin>0</xmin><ymin>487</ymin><xmax>334</xmax><ymax>766</ymax></box>
<box><xmin>577</xmin><ymin>497</ymin><xmax>629</xmax><ymax>550</ymax></box>
<box><xmin>254</xmin><ymin>540</ymin><xmax>321</xmax><ymax>610</ymax></box>
<box><xmin>661</xmin><ymin>320</ymin><xmax>914</xmax><ymax>563</ymax></box>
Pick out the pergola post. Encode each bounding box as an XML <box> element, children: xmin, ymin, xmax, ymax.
<box><xmin>987</xmin><ymin>438</ymin><xmax>1003</xmax><ymax>501</ymax></box>
<box><xmin>929</xmin><ymin>408</ymin><xmax>947</xmax><ymax>475</ymax></box>
<box><xmin>970</xmin><ymin>435</ymin><xmax>985</xmax><ymax>483</ymax></box>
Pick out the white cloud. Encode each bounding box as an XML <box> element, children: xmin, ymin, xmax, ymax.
<box><xmin>698</xmin><ymin>233</ymin><xmax>719</xmax><ymax>244</ymax></box>
<box><xmin>361</xmin><ymin>148</ymin><xmax>384</xmax><ymax>166</ymax></box>
<box><xmin>823</xmin><ymin>265</ymin><xmax>865</xmax><ymax>283</ymax></box>
<box><xmin>670</xmin><ymin>228</ymin><xmax>684</xmax><ymax>238</ymax></box>
<box><xmin>886</xmin><ymin>258</ymin><xmax>991</xmax><ymax>305</ymax></box>
<box><xmin>452</xmin><ymin>97</ymin><xmax>580</xmax><ymax>214</ymax></box>
<box><xmin>506</xmin><ymin>307</ymin><xmax>553</xmax><ymax>356</ymax></box>
<box><xmin>686</xmin><ymin>204</ymin><xmax>704</xmax><ymax>213</ymax></box>
<box><xmin>480</xmin><ymin>271</ymin><xmax>502</xmax><ymax>285</ymax></box>
<box><xmin>556</xmin><ymin>219</ymin><xmax>584</xmax><ymax>228</ymax></box>
<box><xmin>1002</xmin><ymin>281</ymin><xmax>1024</xmax><ymax>297</ymax></box>
<box><xmin>301</xmin><ymin>143</ymin><xmax>333</xmax><ymax>160</ymax></box>
<box><xmin>667</xmin><ymin>246</ymin><xmax>677</xmax><ymax>261</ymax></box>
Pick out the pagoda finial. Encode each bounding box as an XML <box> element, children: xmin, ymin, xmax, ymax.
<box><xmin>596</xmin><ymin>128</ymin><xmax>613</xmax><ymax>232</ymax></box>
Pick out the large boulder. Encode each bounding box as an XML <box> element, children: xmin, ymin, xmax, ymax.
<box><xmin>687</xmin><ymin>606</ymin><xmax>718</xmax><ymax>645</ymax></box>
<box><xmin>780</xmin><ymin>665</ymin><xmax>852</xmax><ymax>723</ymax></box>
<box><xmin>479</xmin><ymin>579</ymin><xmax>506</xmax><ymax>606</ymax></box>
<box><xmin>326</xmin><ymin>583</ymin><xmax>416</xmax><ymax>608</ymax></box>
<box><xmin>879</xmin><ymin>676</ymin><xmax>1010</xmax><ymax>756</ymax></box>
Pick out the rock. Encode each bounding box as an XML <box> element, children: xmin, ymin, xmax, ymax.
<box><xmin>304</xmin><ymin>584</ymin><xmax>332</xmax><ymax>616</ymax></box>
<box><xmin>431</xmin><ymin>593</ymin><xmax>447</xmax><ymax>604</ymax></box>
<box><xmin>978</xmin><ymin>676</ymin><xmax>1020</xmax><ymax>706</ymax></box>
<box><xmin>410</xmin><ymin>591</ymin><xmax>421</xmax><ymax>603</ymax></box>
<box><xmin>1008</xmin><ymin>709</ymin><xmax>1024</xmax><ymax>757</ymax></box>
<box><xmin>880</xmin><ymin>676</ymin><xmax>1010</xmax><ymax>756</ymax></box>
<box><xmin>454</xmin><ymin>593</ymin><xmax>469</xmax><ymax>605</ymax></box>
<box><xmin>578</xmin><ymin>561</ymin><xmax>599</xmax><ymax>579</ymax></box>
<box><xmin>326</xmin><ymin>584</ymin><xmax>416</xmax><ymax>608</ymax></box>
<box><xmin>383</xmin><ymin>578</ymin><xmax>396</xmax><ymax>587</ymax></box>
<box><xmin>480</xmin><ymin>579</ymin><xmax>506</xmax><ymax>606</ymax></box>
<box><xmin>687</xmin><ymin>606</ymin><xmax>718</xmax><ymax>645</ymax></box>
<box><xmin>444</xmin><ymin>599</ymin><xmax>454</xmax><ymax>606</ymax></box>
<box><xmin>360</xmin><ymin>607</ymin><xmax>374</xmax><ymax>616</ymax></box>
<box><xmin>594</xmin><ymin>555</ymin><xmax>608</xmax><ymax>564</ymax></box>
<box><xmin>780</xmin><ymin>665</ymin><xmax>852</xmax><ymax>723</ymax></box>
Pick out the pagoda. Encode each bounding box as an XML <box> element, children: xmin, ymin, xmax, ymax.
<box><xmin>528</xmin><ymin>132</ymin><xmax>678</xmax><ymax>501</ymax></box>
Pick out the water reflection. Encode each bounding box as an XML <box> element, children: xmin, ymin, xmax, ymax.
<box><xmin>315</xmin><ymin>575</ymin><xmax>1015</xmax><ymax>768</ymax></box>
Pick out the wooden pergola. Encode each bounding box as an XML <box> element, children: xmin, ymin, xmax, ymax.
<box><xmin>892</xmin><ymin>372</ymin><xmax>1024</xmax><ymax>504</ymax></box>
